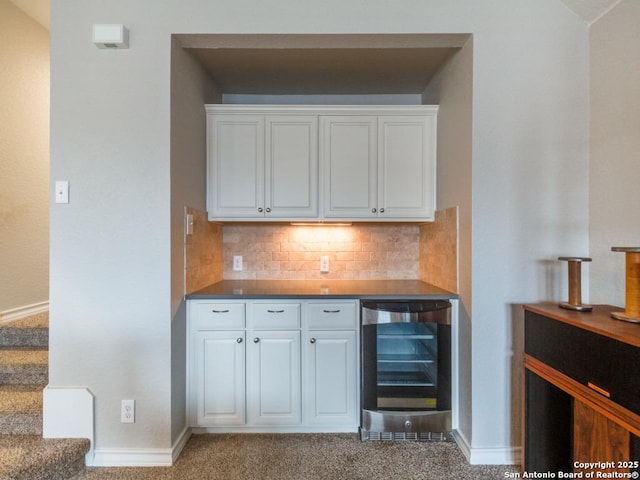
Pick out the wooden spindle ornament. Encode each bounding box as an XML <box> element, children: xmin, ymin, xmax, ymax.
<box><xmin>611</xmin><ymin>247</ymin><xmax>640</xmax><ymax>323</ymax></box>
<box><xmin>558</xmin><ymin>257</ymin><xmax>592</xmax><ymax>312</ymax></box>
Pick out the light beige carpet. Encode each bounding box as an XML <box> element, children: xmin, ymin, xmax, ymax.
<box><xmin>74</xmin><ymin>433</ymin><xmax>519</xmax><ymax>480</ymax></box>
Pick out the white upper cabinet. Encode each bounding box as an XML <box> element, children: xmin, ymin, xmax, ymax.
<box><xmin>206</xmin><ymin>105</ymin><xmax>437</xmax><ymax>222</ymax></box>
<box><xmin>206</xmin><ymin>108</ymin><xmax>318</xmax><ymax>220</ymax></box>
<box><xmin>265</xmin><ymin>116</ymin><xmax>318</xmax><ymax>218</ymax></box>
<box><xmin>321</xmin><ymin>116</ymin><xmax>378</xmax><ymax>218</ymax></box>
<box><xmin>207</xmin><ymin>114</ymin><xmax>265</xmax><ymax>218</ymax></box>
<box><xmin>378</xmin><ymin>115</ymin><xmax>436</xmax><ymax>220</ymax></box>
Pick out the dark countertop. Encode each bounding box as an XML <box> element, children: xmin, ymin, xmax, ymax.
<box><xmin>524</xmin><ymin>303</ymin><xmax>640</xmax><ymax>348</ymax></box>
<box><xmin>187</xmin><ymin>279</ymin><xmax>457</xmax><ymax>300</ymax></box>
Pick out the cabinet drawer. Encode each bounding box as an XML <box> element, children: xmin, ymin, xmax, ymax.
<box><xmin>307</xmin><ymin>303</ymin><xmax>357</xmax><ymax>329</ymax></box>
<box><xmin>525</xmin><ymin>311</ymin><xmax>640</xmax><ymax>414</ymax></box>
<box><xmin>251</xmin><ymin>304</ymin><xmax>301</xmax><ymax>329</ymax></box>
<box><xmin>191</xmin><ymin>303</ymin><xmax>245</xmax><ymax>330</ymax></box>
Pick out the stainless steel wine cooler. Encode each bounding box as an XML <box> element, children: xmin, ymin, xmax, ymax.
<box><xmin>360</xmin><ymin>299</ymin><xmax>452</xmax><ymax>441</ymax></box>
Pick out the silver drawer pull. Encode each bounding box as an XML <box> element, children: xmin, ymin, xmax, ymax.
<box><xmin>323</xmin><ymin>309</ymin><xmax>341</xmax><ymax>313</ymax></box>
<box><xmin>236</xmin><ymin>337</ymin><xmax>243</xmax><ymax>343</ymax></box>
<box><xmin>310</xmin><ymin>338</ymin><xmax>316</xmax><ymax>344</ymax></box>
<box><xmin>253</xmin><ymin>337</ymin><xmax>260</xmax><ymax>343</ymax></box>
<box><xmin>267</xmin><ymin>309</ymin><xmax>285</xmax><ymax>313</ymax></box>
<box><xmin>212</xmin><ymin>309</ymin><xmax>230</xmax><ymax>313</ymax></box>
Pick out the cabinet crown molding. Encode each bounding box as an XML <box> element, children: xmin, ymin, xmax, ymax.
<box><xmin>205</xmin><ymin>104</ymin><xmax>439</xmax><ymax>116</ymax></box>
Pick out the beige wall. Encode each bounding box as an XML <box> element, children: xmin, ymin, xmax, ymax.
<box><xmin>0</xmin><ymin>0</ymin><xmax>49</xmax><ymax>316</ymax></box>
<box><xmin>589</xmin><ymin>0</ymin><xmax>640</xmax><ymax>307</ymax></box>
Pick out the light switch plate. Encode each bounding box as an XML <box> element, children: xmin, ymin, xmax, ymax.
<box><xmin>233</xmin><ymin>256</ymin><xmax>243</xmax><ymax>271</ymax></box>
<box><xmin>55</xmin><ymin>181</ymin><xmax>69</xmax><ymax>204</ymax></box>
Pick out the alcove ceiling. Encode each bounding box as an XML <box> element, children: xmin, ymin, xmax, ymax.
<box><xmin>186</xmin><ymin>45</ymin><xmax>459</xmax><ymax>95</ymax></box>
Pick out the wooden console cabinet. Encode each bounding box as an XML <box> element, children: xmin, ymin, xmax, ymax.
<box><xmin>523</xmin><ymin>304</ymin><xmax>640</xmax><ymax>475</ymax></box>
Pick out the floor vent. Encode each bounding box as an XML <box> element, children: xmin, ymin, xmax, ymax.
<box><xmin>361</xmin><ymin>430</ymin><xmax>451</xmax><ymax>442</ymax></box>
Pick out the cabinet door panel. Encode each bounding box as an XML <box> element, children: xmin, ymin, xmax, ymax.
<box><xmin>378</xmin><ymin>115</ymin><xmax>435</xmax><ymax>220</ymax></box>
<box><xmin>196</xmin><ymin>331</ymin><xmax>245</xmax><ymax>426</ymax></box>
<box><xmin>208</xmin><ymin>115</ymin><xmax>264</xmax><ymax>218</ymax></box>
<box><xmin>306</xmin><ymin>330</ymin><xmax>357</xmax><ymax>426</ymax></box>
<box><xmin>266</xmin><ymin>116</ymin><xmax>318</xmax><ymax>218</ymax></box>
<box><xmin>322</xmin><ymin>116</ymin><xmax>377</xmax><ymax>218</ymax></box>
<box><xmin>574</xmin><ymin>399</ymin><xmax>631</xmax><ymax>474</ymax></box>
<box><xmin>248</xmin><ymin>330</ymin><xmax>301</xmax><ymax>425</ymax></box>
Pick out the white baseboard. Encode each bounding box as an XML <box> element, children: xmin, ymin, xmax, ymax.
<box><xmin>92</xmin><ymin>448</ymin><xmax>174</xmax><ymax>467</ymax></box>
<box><xmin>172</xmin><ymin>426</ymin><xmax>192</xmax><ymax>464</ymax></box>
<box><xmin>90</xmin><ymin>427</ymin><xmax>191</xmax><ymax>467</ymax></box>
<box><xmin>0</xmin><ymin>301</ymin><xmax>48</xmax><ymax>324</ymax></box>
<box><xmin>469</xmin><ymin>445</ymin><xmax>521</xmax><ymax>465</ymax></box>
<box><xmin>452</xmin><ymin>429</ymin><xmax>472</xmax><ymax>462</ymax></box>
<box><xmin>452</xmin><ymin>430</ymin><xmax>521</xmax><ymax>465</ymax></box>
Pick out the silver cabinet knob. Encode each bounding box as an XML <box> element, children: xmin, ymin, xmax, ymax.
<box><xmin>380</xmin><ymin>208</ymin><xmax>385</xmax><ymax>213</ymax></box>
<box><xmin>310</xmin><ymin>338</ymin><xmax>316</xmax><ymax>344</ymax></box>
<box><xmin>266</xmin><ymin>207</ymin><xmax>271</xmax><ymax>213</ymax></box>
<box><xmin>372</xmin><ymin>208</ymin><xmax>377</xmax><ymax>213</ymax></box>
<box><xmin>258</xmin><ymin>208</ymin><xmax>264</xmax><ymax>213</ymax></box>
<box><xmin>237</xmin><ymin>337</ymin><xmax>243</xmax><ymax>343</ymax></box>
<box><xmin>253</xmin><ymin>337</ymin><xmax>260</xmax><ymax>343</ymax></box>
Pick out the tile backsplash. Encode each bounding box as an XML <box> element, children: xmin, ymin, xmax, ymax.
<box><xmin>184</xmin><ymin>206</ymin><xmax>459</xmax><ymax>293</ymax></box>
<box><xmin>184</xmin><ymin>207</ymin><xmax>223</xmax><ymax>293</ymax></box>
<box><xmin>223</xmin><ymin>224</ymin><xmax>420</xmax><ymax>280</ymax></box>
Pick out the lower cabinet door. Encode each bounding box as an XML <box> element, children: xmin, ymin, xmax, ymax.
<box><xmin>196</xmin><ymin>330</ymin><xmax>246</xmax><ymax>426</ymax></box>
<box><xmin>305</xmin><ymin>330</ymin><xmax>357</xmax><ymax>426</ymax></box>
<box><xmin>248</xmin><ymin>330</ymin><xmax>301</xmax><ymax>425</ymax></box>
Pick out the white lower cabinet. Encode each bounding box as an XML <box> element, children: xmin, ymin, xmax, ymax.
<box><xmin>248</xmin><ymin>329</ymin><xmax>301</xmax><ymax>425</ymax></box>
<box><xmin>195</xmin><ymin>330</ymin><xmax>245</xmax><ymax>426</ymax></box>
<box><xmin>305</xmin><ymin>330</ymin><xmax>357</xmax><ymax>426</ymax></box>
<box><xmin>188</xmin><ymin>299</ymin><xmax>359</xmax><ymax>432</ymax></box>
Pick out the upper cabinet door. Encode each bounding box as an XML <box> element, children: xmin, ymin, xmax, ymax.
<box><xmin>207</xmin><ymin>114</ymin><xmax>265</xmax><ymax>218</ymax></box>
<box><xmin>265</xmin><ymin>116</ymin><xmax>318</xmax><ymax>218</ymax></box>
<box><xmin>321</xmin><ymin>116</ymin><xmax>378</xmax><ymax>218</ymax></box>
<box><xmin>378</xmin><ymin>115</ymin><xmax>436</xmax><ymax>221</ymax></box>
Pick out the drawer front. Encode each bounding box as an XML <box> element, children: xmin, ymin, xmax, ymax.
<box><xmin>251</xmin><ymin>303</ymin><xmax>301</xmax><ymax>329</ymax></box>
<box><xmin>192</xmin><ymin>303</ymin><xmax>246</xmax><ymax>330</ymax></box>
<box><xmin>525</xmin><ymin>311</ymin><xmax>640</xmax><ymax>414</ymax></box>
<box><xmin>307</xmin><ymin>303</ymin><xmax>357</xmax><ymax>329</ymax></box>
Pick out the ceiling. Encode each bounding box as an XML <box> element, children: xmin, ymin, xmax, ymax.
<box><xmin>9</xmin><ymin>0</ymin><xmax>49</xmax><ymax>29</ymax></box>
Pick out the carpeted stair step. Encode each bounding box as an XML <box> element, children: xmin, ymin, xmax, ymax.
<box><xmin>0</xmin><ymin>313</ymin><xmax>49</xmax><ymax>348</ymax></box>
<box><xmin>0</xmin><ymin>385</ymin><xmax>43</xmax><ymax>435</ymax></box>
<box><xmin>0</xmin><ymin>435</ymin><xmax>90</xmax><ymax>480</ymax></box>
<box><xmin>0</xmin><ymin>349</ymin><xmax>48</xmax><ymax>385</ymax></box>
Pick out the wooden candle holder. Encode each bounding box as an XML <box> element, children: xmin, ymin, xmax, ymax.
<box><xmin>558</xmin><ymin>256</ymin><xmax>592</xmax><ymax>312</ymax></box>
<box><xmin>611</xmin><ymin>247</ymin><xmax>640</xmax><ymax>324</ymax></box>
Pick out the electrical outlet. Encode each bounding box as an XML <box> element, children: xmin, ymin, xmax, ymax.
<box><xmin>121</xmin><ymin>399</ymin><xmax>135</xmax><ymax>423</ymax></box>
<box><xmin>185</xmin><ymin>213</ymin><xmax>194</xmax><ymax>235</ymax></box>
<box><xmin>233</xmin><ymin>256</ymin><xmax>243</xmax><ymax>271</ymax></box>
<box><xmin>320</xmin><ymin>255</ymin><xmax>329</xmax><ymax>273</ymax></box>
